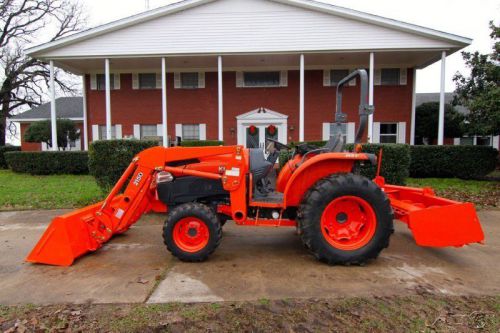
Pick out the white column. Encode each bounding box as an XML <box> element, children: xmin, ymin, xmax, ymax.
<box><xmin>105</xmin><ymin>58</ymin><xmax>112</xmax><ymax>140</ymax></box>
<box><xmin>49</xmin><ymin>60</ymin><xmax>58</xmax><ymax>151</ymax></box>
<box><xmin>82</xmin><ymin>75</ymin><xmax>89</xmax><ymax>150</ymax></box>
<box><xmin>368</xmin><ymin>52</ymin><xmax>375</xmax><ymax>143</ymax></box>
<box><xmin>299</xmin><ymin>54</ymin><xmax>305</xmax><ymax>142</ymax></box>
<box><xmin>161</xmin><ymin>57</ymin><xmax>168</xmax><ymax>147</ymax></box>
<box><xmin>438</xmin><ymin>51</ymin><xmax>446</xmax><ymax>145</ymax></box>
<box><xmin>218</xmin><ymin>56</ymin><xmax>223</xmax><ymax>141</ymax></box>
<box><xmin>410</xmin><ymin>68</ymin><xmax>417</xmax><ymax>145</ymax></box>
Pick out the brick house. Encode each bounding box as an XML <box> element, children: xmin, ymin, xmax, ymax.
<box><xmin>24</xmin><ymin>0</ymin><xmax>471</xmax><ymax>150</ymax></box>
<box><xmin>11</xmin><ymin>97</ymin><xmax>84</xmax><ymax>151</ymax></box>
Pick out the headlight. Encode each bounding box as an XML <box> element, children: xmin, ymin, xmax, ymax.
<box><xmin>156</xmin><ymin>171</ymin><xmax>174</xmax><ymax>183</ymax></box>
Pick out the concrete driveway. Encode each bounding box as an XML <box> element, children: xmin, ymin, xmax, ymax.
<box><xmin>0</xmin><ymin>210</ymin><xmax>498</xmax><ymax>305</ymax></box>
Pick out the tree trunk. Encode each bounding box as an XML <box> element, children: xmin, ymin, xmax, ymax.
<box><xmin>0</xmin><ymin>101</ymin><xmax>8</xmax><ymax>146</ymax></box>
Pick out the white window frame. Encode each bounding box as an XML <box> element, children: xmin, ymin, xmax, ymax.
<box><xmin>379</xmin><ymin>122</ymin><xmax>399</xmax><ymax>143</ymax></box>
<box><xmin>137</xmin><ymin>73</ymin><xmax>157</xmax><ymax>90</ymax></box>
<box><xmin>98</xmin><ymin>125</ymin><xmax>117</xmax><ymax>140</ymax></box>
<box><xmin>174</xmin><ymin>72</ymin><xmax>205</xmax><ymax>89</ymax></box>
<box><xmin>140</xmin><ymin>124</ymin><xmax>158</xmax><ymax>140</ymax></box>
<box><xmin>380</xmin><ymin>68</ymin><xmax>401</xmax><ymax>86</ymax></box>
<box><xmin>237</xmin><ymin>71</ymin><xmax>287</xmax><ymax>88</ymax></box>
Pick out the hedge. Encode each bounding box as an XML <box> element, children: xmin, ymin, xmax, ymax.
<box><xmin>88</xmin><ymin>140</ymin><xmax>159</xmax><ymax>191</ymax></box>
<box><xmin>410</xmin><ymin>145</ymin><xmax>498</xmax><ymax>179</ymax></box>
<box><xmin>5</xmin><ymin>151</ymin><xmax>89</xmax><ymax>175</ymax></box>
<box><xmin>0</xmin><ymin>146</ymin><xmax>21</xmax><ymax>169</ymax></box>
<box><xmin>181</xmin><ymin>140</ymin><xmax>224</xmax><ymax>147</ymax></box>
<box><xmin>279</xmin><ymin>142</ymin><xmax>410</xmax><ymax>185</ymax></box>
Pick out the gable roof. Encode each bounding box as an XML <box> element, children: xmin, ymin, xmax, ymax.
<box><xmin>10</xmin><ymin>97</ymin><xmax>83</xmax><ymax>122</ymax></box>
<box><xmin>27</xmin><ymin>0</ymin><xmax>471</xmax><ymax>57</ymax></box>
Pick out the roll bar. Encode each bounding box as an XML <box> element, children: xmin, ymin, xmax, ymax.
<box><xmin>334</xmin><ymin>69</ymin><xmax>374</xmax><ymax>144</ymax></box>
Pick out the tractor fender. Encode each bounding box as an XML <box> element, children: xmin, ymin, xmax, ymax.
<box><xmin>283</xmin><ymin>153</ymin><xmax>370</xmax><ymax>207</ymax></box>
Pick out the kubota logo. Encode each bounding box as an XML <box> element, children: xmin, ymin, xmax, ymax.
<box><xmin>133</xmin><ymin>172</ymin><xmax>144</xmax><ymax>186</ymax></box>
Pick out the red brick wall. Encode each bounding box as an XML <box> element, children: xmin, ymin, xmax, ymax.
<box><xmin>85</xmin><ymin>69</ymin><xmax>414</xmax><ymax>145</ymax></box>
<box><xmin>20</xmin><ymin>123</ymin><xmax>41</xmax><ymax>151</ymax></box>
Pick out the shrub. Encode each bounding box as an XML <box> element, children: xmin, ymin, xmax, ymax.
<box><xmin>348</xmin><ymin>144</ymin><xmax>410</xmax><ymax>185</ymax></box>
<box><xmin>0</xmin><ymin>146</ymin><xmax>21</xmax><ymax>169</ymax></box>
<box><xmin>410</xmin><ymin>145</ymin><xmax>498</xmax><ymax>179</ymax></box>
<box><xmin>88</xmin><ymin>140</ymin><xmax>158</xmax><ymax>191</ymax></box>
<box><xmin>5</xmin><ymin>151</ymin><xmax>88</xmax><ymax>175</ymax></box>
<box><xmin>180</xmin><ymin>140</ymin><xmax>224</xmax><ymax>147</ymax></box>
<box><xmin>278</xmin><ymin>142</ymin><xmax>410</xmax><ymax>185</ymax></box>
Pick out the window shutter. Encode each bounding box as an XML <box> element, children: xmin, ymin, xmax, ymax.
<box><xmin>174</xmin><ymin>73</ymin><xmax>181</xmax><ymax>89</ymax></box>
<box><xmin>348</xmin><ymin>70</ymin><xmax>357</xmax><ymax>87</ymax></box>
<box><xmin>157</xmin><ymin>124</ymin><xmax>163</xmax><ymax>137</ymax></box>
<box><xmin>280</xmin><ymin>70</ymin><xmax>288</xmax><ymax>87</ymax></box>
<box><xmin>236</xmin><ymin>72</ymin><xmax>244</xmax><ymax>87</ymax></box>
<box><xmin>397</xmin><ymin>122</ymin><xmax>406</xmax><ymax>143</ymax></box>
<box><xmin>156</xmin><ymin>73</ymin><xmax>162</xmax><ymax>89</ymax></box>
<box><xmin>132</xmin><ymin>74</ymin><xmax>139</xmax><ymax>90</ymax></box>
<box><xmin>322</xmin><ymin>123</ymin><xmax>331</xmax><ymax>141</ymax></box>
<box><xmin>374</xmin><ymin>69</ymin><xmax>382</xmax><ymax>86</ymax></box>
<box><xmin>115</xmin><ymin>124</ymin><xmax>123</xmax><ymax>139</ymax></box>
<box><xmin>198</xmin><ymin>72</ymin><xmax>205</xmax><ymax>88</ymax></box>
<box><xmin>113</xmin><ymin>74</ymin><xmax>121</xmax><ymax>90</ymax></box>
<box><xmin>323</xmin><ymin>70</ymin><xmax>331</xmax><ymax>87</ymax></box>
<box><xmin>492</xmin><ymin>135</ymin><xmax>499</xmax><ymax>149</ymax></box>
<box><xmin>92</xmin><ymin>125</ymin><xmax>99</xmax><ymax>141</ymax></box>
<box><xmin>90</xmin><ymin>74</ymin><xmax>97</xmax><ymax>90</ymax></box>
<box><xmin>372</xmin><ymin>122</ymin><xmax>381</xmax><ymax>143</ymax></box>
<box><xmin>133</xmin><ymin>124</ymin><xmax>141</xmax><ymax>139</ymax></box>
<box><xmin>199</xmin><ymin>124</ymin><xmax>207</xmax><ymax>140</ymax></box>
<box><xmin>347</xmin><ymin>122</ymin><xmax>356</xmax><ymax>143</ymax></box>
<box><xmin>399</xmin><ymin>68</ymin><xmax>407</xmax><ymax>85</ymax></box>
<box><xmin>175</xmin><ymin>124</ymin><xmax>183</xmax><ymax>138</ymax></box>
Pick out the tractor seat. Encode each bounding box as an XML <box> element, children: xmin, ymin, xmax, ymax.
<box><xmin>249</xmin><ymin>149</ymin><xmax>273</xmax><ymax>182</ymax></box>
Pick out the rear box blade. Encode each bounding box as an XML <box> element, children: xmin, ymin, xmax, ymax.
<box><xmin>406</xmin><ymin>202</ymin><xmax>484</xmax><ymax>247</ymax></box>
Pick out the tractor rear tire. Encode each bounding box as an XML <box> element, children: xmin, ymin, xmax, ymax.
<box><xmin>298</xmin><ymin>173</ymin><xmax>393</xmax><ymax>265</ymax></box>
<box><xmin>163</xmin><ymin>203</ymin><xmax>222</xmax><ymax>262</ymax></box>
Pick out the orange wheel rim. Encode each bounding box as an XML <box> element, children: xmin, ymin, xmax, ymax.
<box><xmin>320</xmin><ymin>196</ymin><xmax>377</xmax><ymax>251</ymax></box>
<box><xmin>173</xmin><ymin>217</ymin><xmax>209</xmax><ymax>253</ymax></box>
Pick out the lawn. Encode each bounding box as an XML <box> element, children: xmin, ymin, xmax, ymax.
<box><xmin>407</xmin><ymin>177</ymin><xmax>500</xmax><ymax>208</ymax></box>
<box><xmin>0</xmin><ymin>170</ymin><xmax>104</xmax><ymax>210</ymax></box>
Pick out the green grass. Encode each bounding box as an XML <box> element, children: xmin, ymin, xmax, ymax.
<box><xmin>406</xmin><ymin>178</ymin><xmax>495</xmax><ymax>193</ymax></box>
<box><xmin>0</xmin><ymin>170</ymin><xmax>104</xmax><ymax>210</ymax></box>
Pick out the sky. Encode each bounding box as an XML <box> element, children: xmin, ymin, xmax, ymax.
<box><xmin>79</xmin><ymin>0</ymin><xmax>500</xmax><ymax>93</ymax></box>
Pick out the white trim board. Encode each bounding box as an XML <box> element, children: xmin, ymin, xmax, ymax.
<box><xmin>27</xmin><ymin>0</ymin><xmax>471</xmax><ymax>58</ymax></box>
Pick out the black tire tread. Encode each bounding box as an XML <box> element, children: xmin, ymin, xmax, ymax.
<box><xmin>298</xmin><ymin>173</ymin><xmax>394</xmax><ymax>265</ymax></box>
<box><xmin>163</xmin><ymin>203</ymin><xmax>222</xmax><ymax>262</ymax></box>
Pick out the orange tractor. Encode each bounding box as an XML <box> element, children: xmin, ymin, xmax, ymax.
<box><xmin>27</xmin><ymin>70</ymin><xmax>484</xmax><ymax>266</ymax></box>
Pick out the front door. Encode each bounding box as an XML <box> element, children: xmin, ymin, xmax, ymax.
<box><xmin>244</xmin><ymin>124</ymin><xmax>279</xmax><ymax>149</ymax></box>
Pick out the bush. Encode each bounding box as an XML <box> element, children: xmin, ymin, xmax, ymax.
<box><xmin>278</xmin><ymin>143</ymin><xmax>410</xmax><ymax>185</ymax></box>
<box><xmin>0</xmin><ymin>146</ymin><xmax>21</xmax><ymax>169</ymax></box>
<box><xmin>180</xmin><ymin>140</ymin><xmax>224</xmax><ymax>147</ymax></box>
<box><xmin>88</xmin><ymin>140</ymin><xmax>158</xmax><ymax>191</ymax></box>
<box><xmin>5</xmin><ymin>151</ymin><xmax>88</xmax><ymax>175</ymax></box>
<box><xmin>410</xmin><ymin>145</ymin><xmax>498</xmax><ymax>179</ymax></box>
<box><xmin>348</xmin><ymin>144</ymin><xmax>410</xmax><ymax>185</ymax></box>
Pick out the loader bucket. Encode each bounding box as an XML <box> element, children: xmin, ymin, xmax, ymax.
<box><xmin>26</xmin><ymin>202</ymin><xmax>104</xmax><ymax>266</ymax></box>
<box><xmin>380</xmin><ymin>180</ymin><xmax>485</xmax><ymax>247</ymax></box>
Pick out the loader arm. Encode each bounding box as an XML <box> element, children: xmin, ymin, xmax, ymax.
<box><xmin>26</xmin><ymin>146</ymin><xmax>245</xmax><ymax>266</ymax></box>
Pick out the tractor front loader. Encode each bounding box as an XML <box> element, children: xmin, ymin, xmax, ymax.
<box><xmin>27</xmin><ymin>70</ymin><xmax>484</xmax><ymax>267</ymax></box>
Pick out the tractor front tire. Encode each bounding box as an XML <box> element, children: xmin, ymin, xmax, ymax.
<box><xmin>298</xmin><ymin>173</ymin><xmax>393</xmax><ymax>265</ymax></box>
<box><xmin>163</xmin><ymin>203</ymin><xmax>222</xmax><ymax>262</ymax></box>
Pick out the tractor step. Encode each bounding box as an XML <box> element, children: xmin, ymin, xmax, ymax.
<box><xmin>250</xmin><ymin>192</ymin><xmax>284</xmax><ymax>207</ymax></box>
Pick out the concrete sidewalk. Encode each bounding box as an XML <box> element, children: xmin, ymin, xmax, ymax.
<box><xmin>0</xmin><ymin>210</ymin><xmax>498</xmax><ymax>305</ymax></box>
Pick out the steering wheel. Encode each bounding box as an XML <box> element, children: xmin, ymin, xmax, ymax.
<box><xmin>266</xmin><ymin>138</ymin><xmax>290</xmax><ymax>151</ymax></box>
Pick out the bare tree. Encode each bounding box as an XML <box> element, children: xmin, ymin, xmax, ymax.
<box><xmin>0</xmin><ymin>0</ymin><xmax>86</xmax><ymax>146</ymax></box>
